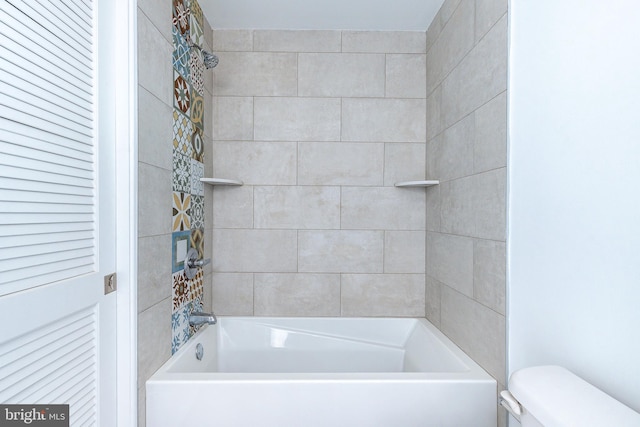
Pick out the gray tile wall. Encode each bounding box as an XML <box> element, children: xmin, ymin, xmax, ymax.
<box><xmin>211</xmin><ymin>30</ymin><xmax>427</xmax><ymax>318</ymax></box>
<box><xmin>137</xmin><ymin>2</ymin><xmax>214</xmax><ymax>426</ymax></box>
<box><xmin>424</xmin><ymin>0</ymin><xmax>507</xmax><ymax>425</ymax></box>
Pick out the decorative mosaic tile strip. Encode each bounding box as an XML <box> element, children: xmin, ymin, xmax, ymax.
<box><xmin>190</xmin><ymin>228</ymin><xmax>204</xmax><ymax>260</ymax></box>
<box><xmin>172</xmin><ymin>151</ymin><xmax>191</xmax><ymax>193</ymax></box>
<box><xmin>172</xmin><ymin>0</ymin><xmax>190</xmax><ymax>36</ymax></box>
<box><xmin>190</xmin><ymin>89</ymin><xmax>204</xmax><ymax>132</ymax></box>
<box><xmin>191</xmin><ymin>126</ymin><xmax>204</xmax><ymax>162</ymax></box>
<box><xmin>190</xmin><ymin>20</ymin><xmax>204</xmax><ymax>53</ymax></box>
<box><xmin>172</xmin><ymin>27</ymin><xmax>190</xmax><ymax>78</ymax></box>
<box><xmin>172</xmin><ymin>191</ymin><xmax>191</xmax><ymax>232</ymax></box>
<box><xmin>190</xmin><ymin>158</ymin><xmax>204</xmax><ymax>196</ymax></box>
<box><xmin>172</xmin><ymin>108</ymin><xmax>192</xmax><ymax>157</ymax></box>
<box><xmin>190</xmin><ymin>0</ymin><xmax>204</xmax><ymax>30</ymax></box>
<box><xmin>190</xmin><ymin>195</ymin><xmax>204</xmax><ymax>230</ymax></box>
<box><xmin>189</xmin><ymin>48</ymin><xmax>204</xmax><ymax>95</ymax></box>
<box><xmin>173</xmin><ymin>69</ymin><xmax>191</xmax><ymax>116</ymax></box>
<box><xmin>172</xmin><ymin>270</ymin><xmax>190</xmax><ymax>311</ymax></box>
<box><xmin>171</xmin><ymin>230</ymin><xmax>191</xmax><ymax>273</ymax></box>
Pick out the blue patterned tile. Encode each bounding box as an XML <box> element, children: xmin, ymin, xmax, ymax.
<box><xmin>171</xmin><ymin>230</ymin><xmax>191</xmax><ymax>273</ymax></box>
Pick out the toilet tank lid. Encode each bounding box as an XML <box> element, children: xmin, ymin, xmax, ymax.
<box><xmin>508</xmin><ymin>365</ymin><xmax>640</xmax><ymax>427</ymax></box>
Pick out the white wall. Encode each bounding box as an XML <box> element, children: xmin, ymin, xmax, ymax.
<box><xmin>203</xmin><ymin>0</ymin><xmax>444</xmax><ymax>30</ymax></box>
<box><xmin>508</xmin><ymin>0</ymin><xmax>640</xmax><ymax>416</ymax></box>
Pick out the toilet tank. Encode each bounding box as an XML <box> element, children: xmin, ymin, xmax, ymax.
<box><xmin>505</xmin><ymin>365</ymin><xmax>640</xmax><ymax>427</ymax></box>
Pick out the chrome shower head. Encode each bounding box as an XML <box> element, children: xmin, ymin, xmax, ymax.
<box><xmin>190</xmin><ymin>44</ymin><xmax>219</xmax><ymax>69</ymax></box>
<box><xmin>201</xmin><ymin>50</ymin><xmax>219</xmax><ymax>69</ymax></box>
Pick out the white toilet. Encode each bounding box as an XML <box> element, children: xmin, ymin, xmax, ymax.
<box><xmin>500</xmin><ymin>365</ymin><xmax>640</xmax><ymax>427</ymax></box>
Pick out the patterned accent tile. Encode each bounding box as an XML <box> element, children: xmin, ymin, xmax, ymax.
<box><xmin>191</xmin><ymin>126</ymin><xmax>204</xmax><ymax>162</ymax></box>
<box><xmin>173</xmin><ymin>69</ymin><xmax>191</xmax><ymax>116</ymax></box>
<box><xmin>171</xmin><ymin>230</ymin><xmax>191</xmax><ymax>273</ymax></box>
<box><xmin>189</xmin><ymin>49</ymin><xmax>205</xmax><ymax>95</ymax></box>
<box><xmin>172</xmin><ymin>152</ymin><xmax>191</xmax><ymax>193</ymax></box>
<box><xmin>172</xmin><ymin>270</ymin><xmax>190</xmax><ymax>310</ymax></box>
<box><xmin>172</xmin><ymin>0</ymin><xmax>190</xmax><ymax>36</ymax></box>
<box><xmin>190</xmin><ymin>89</ymin><xmax>204</xmax><ymax>132</ymax></box>
<box><xmin>172</xmin><ymin>192</ymin><xmax>191</xmax><ymax>232</ymax></box>
<box><xmin>190</xmin><ymin>195</ymin><xmax>204</xmax><ymax>230</ymax></box>
<box><xmin>190</xmin><ymin>158</ymin><xmax>204</xmax><ymax>196</ymax></box>
<box><xmin>190</xmin><ymin>228</ymin><xmax>204</xmax><ymax>260</ymax></box>
<box><xmin>171</xmin><ymin>302</ymin><xmax>192</xmax><ymax>354</ymax></box>
<box><xmin>190</xmin><ymin>0</ymin><xmax>204</xmax><ymax>29</ymax></box>
<box><xmin>190</xmin><ymin>21</ymin><xmax>204</xmax><ymax>54</ymax></box>
<box><xmin>172</xmin><ymin>109</ymin><xmax>192</xmax><ymax>157</ymax></box>
<box><xmin>172</xmin><ymin>27</ymin><xmax>190</xmax><ymax>78</ymax></box>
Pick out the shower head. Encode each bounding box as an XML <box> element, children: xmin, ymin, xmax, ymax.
<box><xmin>190</xmin><ymin>43</ymin><xmax>219</xmax><ymax>69</ymax></box>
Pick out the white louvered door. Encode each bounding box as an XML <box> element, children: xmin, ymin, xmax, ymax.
<box><xmin>0</xmin><ymin>1</ymin><xmax>117</xmax><ymax>425</ymax></box>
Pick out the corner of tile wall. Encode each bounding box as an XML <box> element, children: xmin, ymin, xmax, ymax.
<box><xmin>424</xmin><ymin>0</ymin><xmax>508</xmax><ymax>395</ymax></box>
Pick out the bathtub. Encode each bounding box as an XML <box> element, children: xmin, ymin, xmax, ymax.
<box><xmin>146</xmin><ymin>317</ymin><xmax>497</xmax><ymax>427</ymax></box>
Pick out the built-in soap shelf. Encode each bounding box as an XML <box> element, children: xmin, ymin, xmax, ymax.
<box><xmin>394</xmin><ymin>180</ymin><xmax>439</xmax><ymax>187</ymax></box>
<box><xmin>200</xmin><ymin>178</ymin><xmax>243</xmax><ymax>186</ymax></box>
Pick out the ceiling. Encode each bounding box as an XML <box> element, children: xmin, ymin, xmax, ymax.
<box><xmin>199</xmin><ymin>0</ymin><xmax>445</xmax><ymax>31</ymax></box>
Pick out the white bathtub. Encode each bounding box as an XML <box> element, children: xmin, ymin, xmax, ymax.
<box><xmin>146</xmin><ymin>317</ymin><xmax>497</xmax><ymax>427</ymax></box>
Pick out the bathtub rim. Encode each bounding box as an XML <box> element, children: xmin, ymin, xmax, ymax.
<box><xmin>148</xmin><ymin>317</ymin><xmax>496</xmax><ymax>384</ymax></box>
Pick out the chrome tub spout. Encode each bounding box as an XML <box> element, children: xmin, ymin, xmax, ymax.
<box><xmin>189</xmin><ymin>311</ymin><xmax>217</xmax><ymax>326</ymax></box>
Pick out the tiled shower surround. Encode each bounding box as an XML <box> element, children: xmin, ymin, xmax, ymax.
<box><xmin>210</xmin><ymin>30</ymin><xmax>429</xmax><ymax>317</ymax></box>
<box><xmin>137</xmin><ymin>0</ymin><xmax>507</xmax><ymax>425</ymax></box>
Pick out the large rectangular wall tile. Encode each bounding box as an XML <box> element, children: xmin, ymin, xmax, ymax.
<box><xmin>341</xmin><ymin>274</ymin><xmax>426</xmax><ymax>316</ymax></box>
<box><xmin>475</xmin><ymin>0</ymin><xmax>507</xmax><ymax>42</ymax></box>
<box><xmin>439</xmin><ymin>176</ymin><xmax>476</xmax><ymax>236</ymax></box>
<box><xmin>138</xmin><ymin>11</ymin><xmax>173</xmax><ymax>105</ymax></box>
<box><xmin>139</xmin><ymin>87</ymin><xmax>173</xmax><ymax>170</ymax></box>
<box><xmin>213</xmin><ymin>185</ymin><xmax>254</xmax><ymax>228</ymax></box>
<box><xmin>473</xmin><ymin>168</ymin><xmax>506</xmax><ymax>241</ymax></box>
<box><xmin>254</xmin><ymin>273</ymin><xmax>341</xmax><ymax>316</ymax></box>
<box><xmin>211</xmin><ymin>273</ymin><xmax>254</xmax><ymax>315</ymax></box>
<box><xmin>213</xmin><ymin>230</ymin><xmax>297</xmax><ymax>272</ymax></box>
<box><xmin>138</xmin><ymin>0</ymin><xmax>172</xmax><ymax>43</ymax></box>
<box><xmin>473</xmin><ymin>239</ymin><xmax>506</xmax><ymax>315</ymax></box>
<box><xmin>298</xmin><ymin>231</ymin><xmax>384</xmax><ymax>273</ymax></box>
<box><xmin>342</xmin><ymin>31</ymin><xmax>426</xmax><ymax>53</ymax></box>
<box><xmin>139</xmin><ymin>163</ymin><xmax>172</xmax><ymax>237</ymax></box>
<box><xmin>426</xmin><ymin>0</ymin><xmax>475</xmax><ymax>94</ymax></box>
<box><xmin>213</xmin><ymin>97</ymin><xmax>253</xmax><ymax>141</ymax></box>
<box><xmin>254</xmin><ymin>30</ymin><xmax>341</xmax><ymax>52</ymax></box>
<box><xmin>441</xmin><ymin>15</ymin><xmax>507</xmax><ymax>128</ymax></box>
<box><xmin>440</xmin><ymin>286</ymin><xmax>506</xmax><ymax>384</ymax></box>
<box><xmin>254</xmin><ymin>186</ymin><xmax>341</xmax><ymax>229</ymax></box>
<box><xmin>426</xmin><ymin>113</ymin><xmax>474</xmax><ymax>181</ymax></box>
<box><xmin>441</xmin><ymin>169</ymin><xmax>507</xmax><ymax>241</ymax></box>
<box><xmin>426</xmin><ymin>184</ymin><xmax>442</xmax><ymax>231</ymax></box>
<box><xmin>212</xmin><ymin>29</ymin><xmax>253</xmax><ymax>51</ymax></box>
<box><xmin>298</xmin><ymin>53</ymin><xmax>385</xmax><ymax>97</ymax></box>
<box><xmin>425</xmin><ymin>276</ymin><xmax>443</xmax><ymax>328</ymax></box>
<box><xmin>213</xmin><ymin>52</ymin><xmax>297</xmax><ymax>96</ymax></box>
<box><xmin>386</xmin><ymin>54</ymin><xmax>427</xmax><ymax>98</ymax></box>
<box><xmin>298</xmin><ymin>142</ymin><xmax>384</xmax><ymax>186</ymax></box>
<box><xmin>138</xmin><ymin>235</ymin><xmax>172</xmax><ymax>313</ymax></box>
<box><xmin>137</xmin><ymin>299</ymin><xmax>172</xmax><ymax>388</ymax></box>
<box><xmin>213</xmin><ymin>141</ymin><xmax>297</xmax><ymax>185</ymax></box>
<box><xmin>384</xmin><ymin>143</ymin><xmax>426</xmax><ymax>186</ymax></box>
<box><xmin>254</xmin><ymin>97</ymin><xmax>341</xmax><ymax>141</ymax></box>
<box><xmin>342</xmin><ymin>98</ymin><xmax>426</xmax><ymax>142</ymax></box>
<box><xmin>341</xmin><ymin>187</ymin><xmax>426</xmax><ymax>230</ymax></box>
<box><xmin>474</xmin><ymin>91</ymin><xmax>507</xmax><ymax>173</ymax></box>
<box><xmin>426</xmin><ymin>232</ymin><xmax>473</xmax><ymax>297</ymax></box>
<box><xmin>384</xmin><ymin>231</ymin><xmax>426</xmax><ymax>273</ymax></box>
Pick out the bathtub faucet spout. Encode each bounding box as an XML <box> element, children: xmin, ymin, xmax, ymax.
<box><xmin>189</xmin><ymin>311</ymin><xmax>217</xmax><ymax>326</ymax></box>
